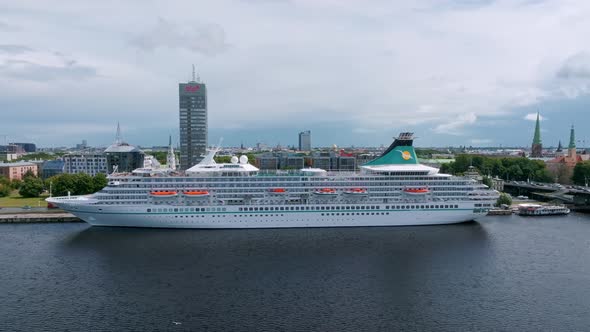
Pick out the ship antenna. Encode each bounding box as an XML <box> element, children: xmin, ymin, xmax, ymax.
<box><xmin>192</xmin><ymin>64</ymin><xmax>196</xmax><ymax>82</ymax></box>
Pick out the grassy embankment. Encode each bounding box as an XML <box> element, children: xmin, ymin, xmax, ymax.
<box><xmin>0</xmin><ymin>192</ymin><xmax>50</xmax><ymax>208</ymax></box>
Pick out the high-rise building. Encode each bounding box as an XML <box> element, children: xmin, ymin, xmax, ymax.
<box><xmin>530</xmin><ymin>112</ymin><xmax>542</xmax><ymax>158</ymax></box>
<box><xmin>10</xmin><ymin>143</ymin><xmax>36</xmax><ymax>153</ymax></box>
<box><xmin>298</xmin><ymin>130</ymin><xmax>311</xmax><ymax>151</ymax></box>
<box><xmin>179</xmin><ymin>66</ymin><xmax>207</xmax><ymax>170</ymax></box>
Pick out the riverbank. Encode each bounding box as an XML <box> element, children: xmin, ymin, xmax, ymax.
<box><xmin>0</xmin><ymin>213</ymin><xmax>81</xmax><ymax>223</ymax></box>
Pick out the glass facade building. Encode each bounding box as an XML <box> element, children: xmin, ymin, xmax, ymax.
<box><xmin>179</xmin><ymin>81</ymin><xmax>207</xmax><ymax>170</ymax></box>
<box><xmin>298</xmin><ymin>130</ymin><xmax>311</xmax><ymax>151</ymax></box>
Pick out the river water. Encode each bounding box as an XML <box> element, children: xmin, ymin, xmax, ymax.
<box><xmin>1</xmin><ymin>214</ymin><xmax>589</xmax><ymax>331</ymax></box>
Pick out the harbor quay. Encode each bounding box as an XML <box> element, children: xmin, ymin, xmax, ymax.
<box><xmin>0</xmin><ymin>212</ymin><xmax>80</xmax><ymax>223</ymax></box>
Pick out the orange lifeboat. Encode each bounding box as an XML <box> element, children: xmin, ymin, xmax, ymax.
<box><xmin>344</xmin><ymin>188</ymin><xmax>368</xmax><ymax>195</ymax></box>
<box><xmin>269</xmin><ymin>188</ymin><xmax>287</xmax><ymax>194</ymax></box>
<box><xmin>403</xmin><ymin>187</ymin><xmax>429</xmax><ymax>195</ymax></box>
<box><xmin>314</xmin><ymin>188</ymin><xmax>337</xmax><ymax>196</ymax></box>
<box><xmin>150</xmin><ymin>191</ymin><xmax>178</xmax><ymax>197</ymax></box>
<box><xmin>183</xmin><ymin>190</ymin><xmax>210</xmax><ymax>197</ymax></box>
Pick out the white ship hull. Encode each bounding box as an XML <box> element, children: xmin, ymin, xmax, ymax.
<box><xmin>50</xmin><ymin>199</ymin><xmax>486</xmax><ymax>229</ymax></box>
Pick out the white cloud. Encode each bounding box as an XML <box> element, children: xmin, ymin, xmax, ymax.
<box><xmin>130</xmin><ymin>18</ymin><xmax>229</xmax><ymax>55</ymax></box>
<box><xmin>1</xmin><ymin>0</ymin><xmax>590</xmax><ymax>145</ymax></box>
<box><xmin>524</xmin><ymin>113</ymin><xmax>545</xmax><ymax>121</ymax></box>
<box><xmin>435</xmin><ymin>113</ymin><xmax>477</xmax><ymax>134</ymax></box>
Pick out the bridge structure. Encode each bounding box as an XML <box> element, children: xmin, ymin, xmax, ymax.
<box><xmin>503</xmin><ymin>182</ymin><xmax>590</xmax><ymax>211</ymax></box>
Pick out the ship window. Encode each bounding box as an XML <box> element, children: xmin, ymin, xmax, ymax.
<box><xmin>147</xmin><ymin>209</ymin><xmax>151</xmax><ymax>212</ymax></box>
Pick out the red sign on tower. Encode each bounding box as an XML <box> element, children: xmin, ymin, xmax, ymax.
<box><xmin>184</xmin><ymin>85</ymin><xmax>200</xmax><ymax>92</ymax></box>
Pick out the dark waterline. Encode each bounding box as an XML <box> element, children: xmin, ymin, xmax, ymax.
<box><xmin>1</xmin><ymin>214</ymin><xmax>590</xmax><ymax>331</ymax></box>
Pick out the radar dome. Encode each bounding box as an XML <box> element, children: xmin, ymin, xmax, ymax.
<box><xmin>230</xmin><ymin>156</ymin><xmax>239</xmax><ymax>164</ymax></box>
<box><xmin>239</xmin><ymin>155</ymin><xmax>248</xmax><ymax>164</ymax></box>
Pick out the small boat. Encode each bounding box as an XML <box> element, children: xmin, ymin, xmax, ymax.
<box><xmin>269</xmin><ymin>188</ymin><xmax>287</xmax><ymax>194</ymax></box>
<box><xmin>344</xmin><ymin>188</ymin><xmax>368</xmax><ymax>195</ymax></box>
<box><xmin>183</xmin><ymin>190</ymin><xmax>210</xmax><ymax>197</ymax></box>
<box><xmin>516</xmin><ymin>204</ymin><xmax>570</xmax><ymax>216</ymax></box>
<box><xmin>150</xmin><ymin>191</ymin><xmax>178</xmax><ymax>197</ymax></box>
<box><xmin>314</xmin><ymin>188</ymin><xmax>338</xmax><ymax>195</ymax></box>
<box><xmin>403</xmin><ymin>187</ymin><xmax>429</xmax><ymax>195</ymax></box>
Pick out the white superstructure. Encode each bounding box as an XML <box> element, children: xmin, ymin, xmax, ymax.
<box><xmin>47</xmin><ymin>133</ymin><xmax>499</xmax><ymax>229</ymax></box>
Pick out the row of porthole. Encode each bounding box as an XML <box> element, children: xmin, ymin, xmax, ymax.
<box><xmin>173</xmin><ymin>214</ymin><xmax>288</xmax><ymax>218</ymax></box>
<box><xmin>169</xmin><ymin>212</ymin><xmax>394</xmax><ymax>219</ymax></box>
<box><xmin>321</xmin><ymin>212</ymin><xmax>390</xmax><ymax>216</ymax></box>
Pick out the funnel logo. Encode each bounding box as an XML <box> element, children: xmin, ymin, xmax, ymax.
<box><xmin>402</xmin><ymin>151</ymin><xmax>412</xmax><ymax>160</ymax></box>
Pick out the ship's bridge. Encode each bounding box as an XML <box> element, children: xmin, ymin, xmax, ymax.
<box><xmin>360</xmin><ymin>164</ymin><xmax>440</xmax><ymax>176</ymax></box>
<box><xmin>186</xmin><ymin>152</ymin><xmax>259</xmax><ymax>176</ymax></box>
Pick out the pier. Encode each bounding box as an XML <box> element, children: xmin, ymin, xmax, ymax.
<box><xmin>0</xmin><ymin>213</ymin><xmax>81</xmax><ymax>223</ymax></box>
<box><xmin>503</xmin><ymin>182</ymin><xmax>590</xmax><ymax>211</ymax></box>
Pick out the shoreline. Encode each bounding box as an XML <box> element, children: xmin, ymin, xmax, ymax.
<box><xmin>0</xmin><ymin>213</ymin><xmax>81</xmax><ymax>223</ymax></box>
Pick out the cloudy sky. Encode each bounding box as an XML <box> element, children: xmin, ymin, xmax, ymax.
<box><xmin>1</xmin><ymin>0</ymin><xmax>589</xmax><ymax>148</ymax></box>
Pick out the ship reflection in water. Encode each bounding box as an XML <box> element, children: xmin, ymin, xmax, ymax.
<box><xmin>2</xmin><ymin>215</ymin><xmax>590</xmax><ymax>331</ymax></box>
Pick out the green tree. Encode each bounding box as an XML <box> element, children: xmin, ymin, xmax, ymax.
<box><xmin>19</xmin><ymin>176</ymin><xmax>44</xmax><ymax>198</ymax></box>
<box><xmin>0</xmin><ymin>176</ymin><xmax>11</xmax><ymax>197</ymax></box>
<box><xmin>453</xmin><ymin>155</ymin><xmax>472</xmax><ymax>174</ymax></box>
<box><xmin>10</xmin><ymin>179</ymin><xmax>22</xmax><ymax>190</ymax></box>
<box><xmin>49</xmin><ymin>173</ymin><xmax>105</xmax><ymax>196</ymax></box>
<box><xmin>72</xmin><ymin>173</ymin><xmax>94</xmax><ymax>195</ymax></box>
<box><xmin>92</xmin><ymin>173</ymin><xmax>108</xmax><ymax>192</ymax></box>
<box><xmin>482</xmin><ymin>176</ymin><xmax>493</xmax><ymax>188</ymax></box>
<box><xmin>496</xmin><ymin>193</ymin><xmax>512</xmax><ymax>207</ymax></box>
<box><xmin>506</xmin><ymin>164</ymin><xmax>523</xmax><ymax>181</ymax></box>
<box><xmin>23</xmin><ymin>169</ymin><xmax>37</xmax><ymax>179</ymax></box>
<box><xmin>0</xmin><ymin>183</ymin><xmax>10</xmax><ymax>197</ymax></box>
<box><xmin>49</xmin><ymin>174</ymin><xmax>76</xmax><ymax>196</ymax></box>
<box><xmin>572</xmin><ymin>161</ymin><xmax>590</xmax><ymax>186</ymax></box>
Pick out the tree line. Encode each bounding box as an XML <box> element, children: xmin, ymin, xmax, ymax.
<box><xmin>0</xmin><ymin>171</ymin><xmax>108</xmax><ymax>198</ymax></box>
<box><xmin>440</xmin><ymin>154</ymin><xmax>554</xmax><ymax>182</ymax></box>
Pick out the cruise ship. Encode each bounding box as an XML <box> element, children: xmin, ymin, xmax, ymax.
<box><xmin>47</xmin><ymin>133</ymin><xmax>499</xmax><ymax>228</ymax></box>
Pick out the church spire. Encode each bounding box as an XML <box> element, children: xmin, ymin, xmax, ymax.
<box><xmin>167</xmin><ymin>135</ymin><xmax>177</xmax><ymax>170</ymax></box>
<box><xmin>115</xmin><ymin>122</ymin><xmax>122</xmax><ymax>145</ymax></box>
<box><xmin>569</xmin><ymin>125</ymin><xmax>576</xmax><ymax>149</ymax></box>
<box><xmin>532</xmin><ymin>112</ymin><xmax>541</xmax><ymax>145</ymax></box>
<box><xmin>530</xmin><ymin>112</ymin><xmax>543</xmax><ymax>157</ymax></box>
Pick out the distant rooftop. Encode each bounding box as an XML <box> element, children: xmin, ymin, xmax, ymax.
<box><xmin>0</xmin><ymin>161</ymin><xmax>36</xmax><ymax>167</ymax></box>
<box><xmin>105</xmin><ymin>143</ymin><xmax>142</xmax><ymax>153</ymax></box>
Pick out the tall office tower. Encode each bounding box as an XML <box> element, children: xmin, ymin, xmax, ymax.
<box><xmin>179</xmin><ymin>65</ymin><xmax>207</xmax><ymax>169</ymax></box>
<box><xmin>298</xmin><ymin>130</ymin><xmax>311</xmax><ymax>151</ymax></box>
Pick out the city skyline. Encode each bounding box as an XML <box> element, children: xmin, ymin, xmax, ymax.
<box><xmin>1</xmin><ymin>1</ymin><xmax>590</xmax><ymax>148</ymax></box>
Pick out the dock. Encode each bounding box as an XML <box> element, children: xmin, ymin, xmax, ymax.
<box><xmin>0</xmin><ymin>213</ymin><xmax>81</xmax><ymax>223</ymax></box>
